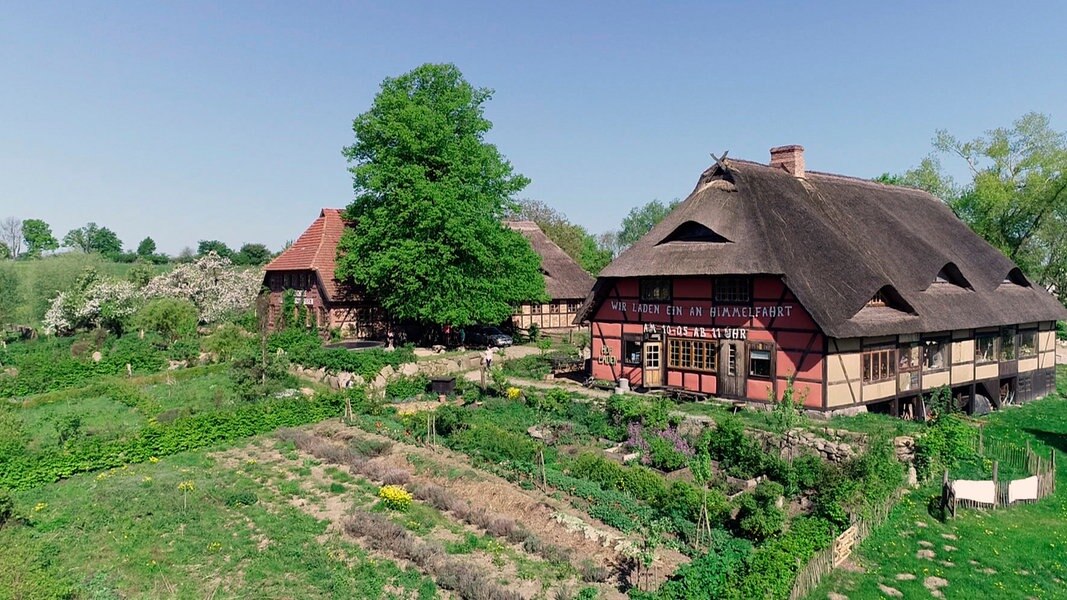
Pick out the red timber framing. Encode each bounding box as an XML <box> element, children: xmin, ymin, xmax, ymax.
<box><xmin>589</xmin><ymin>275</ymin><xmax>826</xmax><ymax>409</ymax></box>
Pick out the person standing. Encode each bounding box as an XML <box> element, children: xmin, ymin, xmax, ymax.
<box><xmin>484</xmin><ymin>346</ymin><xmax>494</xmax><ymax>370</ymax></box>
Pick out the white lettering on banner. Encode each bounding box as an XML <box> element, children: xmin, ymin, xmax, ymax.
<box><xmin>643</xmin><ymin>323</ymin><xmax>747</xmax><ymax>340</ymax></box>
<box><xmin>606</xmin><ymin>301</ymin><xmax>793</xmax><ymax>320</ymax></box>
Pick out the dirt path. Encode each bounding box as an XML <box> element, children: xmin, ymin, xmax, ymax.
<box><xmin>311</xmin><ymin>421</ymin><xmax>688</xmax><ymax>586</ymax></box>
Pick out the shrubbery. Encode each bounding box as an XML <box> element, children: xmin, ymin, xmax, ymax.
<box><xmin>269</xmin><ymin>329</ymin><xmax>415</xmax><ymax>379</ymax></box>
<box><xmin>0</xmin><ymin>391</ymin><xmax>347</xmax><ymax>490</ymax></box>
<box><xmin>0</xmin><ymin>334</ymin><xmax>168</xmax><ymax>398</ymax></box>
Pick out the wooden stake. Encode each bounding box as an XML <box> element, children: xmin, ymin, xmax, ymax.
<box><xmin>992</xmin><ymin>461</ymin><xmax>999</xmax><ymax>508</ymax></box>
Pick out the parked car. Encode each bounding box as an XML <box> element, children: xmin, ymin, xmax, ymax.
<box><xmin>465</xmin><ymin>326</ymin><xmax>513</xmax><ymax>348</ymax></box>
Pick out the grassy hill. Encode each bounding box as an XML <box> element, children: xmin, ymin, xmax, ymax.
<box><xmin>0</xmin><ymin>253</ymin><xmax>169</xmax><ymax>327</ymax></box>
<box><xmin>810</xmin><ymin>368</ymin><xmax>1067</xmax><ymax>599</ymax></box>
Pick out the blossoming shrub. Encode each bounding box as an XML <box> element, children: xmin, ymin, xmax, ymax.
<box><xmin>141</xmin><ymin>252</ymin><xmax>262</xmax><ymax>324</ymax></box>
<box><xmin>43</xmin><ymin>269</ymin><xmax>140</xmax><ymax>335</ymax></box>
<box><xmin>378</xmin><ymin>485</ymin><xmax>413</xmax><ymax>511</ymax></box>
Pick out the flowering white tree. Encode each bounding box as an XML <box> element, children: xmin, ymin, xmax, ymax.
<box><xmin>142</xmin><ymin>252</ymin><xmax>262</xmax><ymax>323</ymax></box>
<box><xmin>43</xmin><ymin>271</ymin><xmax>140</xmax><ymax>335</ymax></box>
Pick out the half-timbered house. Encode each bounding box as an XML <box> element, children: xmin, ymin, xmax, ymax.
<box><xmin>507</xmin><ymin>220</ymin><xmax>594</xmax><ymax>331</ymax></box>
<box><xmin>577</xmin><ymin>146</ymin><xmax>1067</xmax><ymax>415</ymax></box>
<box><xmin>263</xmin><ymin>208</ymin><xmax>386</xmax><ymax>337</ymax></box>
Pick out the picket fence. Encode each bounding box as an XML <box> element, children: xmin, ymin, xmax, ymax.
<box><xmin>788</xmin><ymin>488</ymin><xmax>906</xmax><ymax>600</ymax></box>
<box><xmin>943</xmin><ymin>437</ymin><xmax>1056</xmax><ymax>515</ymax></box>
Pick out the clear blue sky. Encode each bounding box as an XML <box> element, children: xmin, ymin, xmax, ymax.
<box><xmin>3</xmin><ymin>1</ymin><xmax>1065</xmax><ymax>254</ymax></box>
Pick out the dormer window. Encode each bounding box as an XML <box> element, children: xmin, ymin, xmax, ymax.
<box><xmin>932</xmin><ymin>263</ymin><xmax>972</xmax><ymax>289</ymax></box>
<box><xmin>1003</xmin><ymin>267</ymin><xmax>1031</xmax><ymax>287</ymax></box>
<box><xmin>657</xmin><ymin>221</ymin><xmax>732</xmax><ymax>244</ymax></box>
<box><xmin>863</xmin><ymin>285</ymin><xmax>917</xmax><ymax>314</ymax></box>
<box><xmin>866</xmin><ymin>291</ymin><xmax>887</xmax><ymax>307</ymax></box>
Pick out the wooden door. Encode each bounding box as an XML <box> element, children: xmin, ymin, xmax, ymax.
<box><xmin>718</xmin><ymin>340</ymin><xmax>746</xmax><ymax>398</ymax></box>
<box><xmin>643</xmin><ymin>342</ymin><xmax>663</xmax><ymax>388</ymax></box>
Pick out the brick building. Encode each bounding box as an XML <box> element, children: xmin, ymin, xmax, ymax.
<box><xmin>263</xmin><ymin>208</ymin><xmax>386</xmax><ymax>337</ymax></box>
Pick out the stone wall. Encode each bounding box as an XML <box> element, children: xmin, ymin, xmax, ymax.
<box><xmin>749</xmin><ymin>428</ymin><xmax>862</xmax><ymax>463</ymax></box>
<box><xmin>289</xmin><ymin>353</ymin><xmax>484</xmax><ymax>397</ymax></box>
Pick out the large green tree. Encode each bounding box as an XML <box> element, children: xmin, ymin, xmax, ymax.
<box><xmin>617</xmin><ymin>199</ymin><xmax>681</xmax><ymax>249</ymax></box>
<box><xmin>233</xmin><ymin>243</ymin><xmax>272</xmax><ymax>266</ymax></box>
<box><xmin>336</xmin><ymin>63</ymin><xmax>544</xmax><ymax>326</ymax></box>
<box><xmin>508</xmin><ymin>198</ymin><xmax>613</xmax><ymax>275</ymax></box>
<box><xmin>63</xmin><ymin>223</ymin><xmax>123</xmax><ymax>257</ymax></box>
<box><xmin>136</xmin><ymin>236</ymin><xmax>157</xmax><ymax>257</ymax></box>
<box><xmin>197</xmin><ymin>240</ymin><xmax>234</xmax><ymax>258</ymax></box>
<box><xmin>20</xmin><ymin>219</ymin><xmax>58</xmax><ymax>258</ymax></box>
<box><xmin>886</xmin><ymin>113</ymin><xmax>1067</xmax><ymax>300</ymax></box>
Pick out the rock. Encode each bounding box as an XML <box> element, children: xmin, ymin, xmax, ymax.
<box><xmin>940</xmin><ymin>561</ymin><xmax>955</xmax><ymax>567</ymax></box>
<box><xmin>895</xmin><ymin>574</ymin><xmax>916</xmax><ymax>581</ymax></box>
<box><xmin>167</xmin><ymin>360</ymin><xmax>186</xmax><ymax>370</ymax></box>
<box><xmin>907</xmin><ymin>465</ymin><xmax>918</xmax><ymax>487</ymax></box>
<box><xmin>877</xmin><ymin>583</ymin><xmax>903</xmax><ymax>597</ymax></box>
<box><xmin>943</xmin><ymin>545</ymin><xmax>956</xmax><ymax>552</ymax></box>
<box><xmin>916</xmin><ymin>549</ymin><xmax>935</xmax><ymax>560</ymax></box>
<box><xmin>940</xmin><ymin>533</ymin><xmax>958</xmax><ymax>540</ymax></box>
<box><xmin>299</xmin><ymin>387</ymin><xmax>315</xmax><ymax>397</ymax></box>
<box><xmin>337</xmin><ymin>372</ymin><xmax>354</xmax><ymax>388</ymax></box>
<box><xmin>399</xmin><ymin>362</ymin><xmax>419</xmax><ymax>377</ymax></box>
<box><xmin>325</xmin><ymin>375</ymin><xmax>340</xmax><ymax>389</ymax></box>
<box><xmin>353</xmin><ymin>375</ymin><xmax>365</xmax><ymax>387</ymax></box>
<box><xmin>923</xmin><ymin>576</ymin><xmax>948</xmax><ymax>595</ymax></box>
<box><xmin>91</xmin><ymin>351</ymin><xmax>103</xmax><ymax>363</ymax></box>
<box><xmin>918</xmin><ymin>540</ymin><xmax>933</xmax><ymax>548</ymax></box>
<box><xmin>380</xmin><ymin>365</ymin><xmax>395</xmax><ymax>379</ymax></box>
<box><xmin>444</xmin><ymin>360</ymin><xmax>461</xmax><ymax>373</ymax></box>
<box><xmin>372</xmin><ymin>375</ymin><xmax>387</xmax><ymax>389</ymax></box>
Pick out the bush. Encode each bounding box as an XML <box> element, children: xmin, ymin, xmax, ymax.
<box><xmin>0</xmin><ymin>391</ymin><xmax>346</xmax><ymax>491</ymax></box>
<box><xmin>607</xmin><ymin>394</ymin><xmax>673</xmax><ymax>431</ymax></box>
<box><xmin>0</xmin><ymin>488</ymin><xmax>13</xmax><ymax>528</ymax></box>
<box><xmin>131</xmin><ymin>298</ymin><xmax>198</xmax><ymax>342</ymax></box>
<box><xmin>224</xmin><ymin>490</ymin><xmax>259</xmax><ymax>507</ymax></box>
<box><xmin>270</xmin><ymin>329</ymin><xmax>416</xmax><ymax>379</ymax></box>
<box><xmin>201</xmin><ymin>323</ymin><xmax>254</xmax><ymax>361</ymax></box>
<box><xmin>726</xmin><ymin>516</ymin><xmax>834</xmax><ymax>600</ymax></box>
<box><xmin>653</xmin><ymin>529</ymin><xmax>752</xmax><ymax>599</ymax></box>
<box><xmin>703</xmin><ymin>417</ymin><xmax>766</xmax><ymax>479</ymax></box>
<box><xmin>386</xmin><ymin>375</ymin><xmax>428</xmax><ymax>400</ymax></box>
<box><xmin>733</xmin><ymin>480</ymin><xmax>786</xmax><ymax>542</ymax></box>
<box><xmin>378</xmin><ymin>485</ymin><xmax>414</xmax><ymax>511</ymax></box>
<box><xmin>914</xmin><ymin>412</ymin><xmax>977</xmax><ymax>481</ymax></box>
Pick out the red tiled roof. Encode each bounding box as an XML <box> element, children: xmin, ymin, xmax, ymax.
<box><xmin>265</xmin><ymin>208</ymin><xmax>349</xmax><ymax>301</ymax></box>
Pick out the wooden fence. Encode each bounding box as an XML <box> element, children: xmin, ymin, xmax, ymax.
<box><xmin>944</xmin><ymin>438</ymin><xmax>1056</xmax><ymax>516</ymax></box>
<box><xmin>789</xmin><ymin>488</ymin><xmax>906</xmax><ymax>600</ymax></box>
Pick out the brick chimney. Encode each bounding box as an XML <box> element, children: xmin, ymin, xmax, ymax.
<box><xmin>769</xmin><ymin>145</ymin><xmax>805</xmax><ymax>178</ymax></box>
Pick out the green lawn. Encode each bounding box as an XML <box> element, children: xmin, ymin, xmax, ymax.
<box><xmin>1</xmin><ymin>442</ymin><xmax>438</xmax><ymax>600</ymax></box>
<box><xmin>809</xmin><ymin>388</ymin><xmax>1067</xmax><ymax>599</ymax></box>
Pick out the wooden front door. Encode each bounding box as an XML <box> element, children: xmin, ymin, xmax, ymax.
<box><xmin>718</xmin><ymin>340</ymin><xmax>746</xmax><ymax>398</ymax></box>
<box><xmin>642</xmin><ymin>342</ymin><xmax>663</xmax><ymax>388</ymax></box>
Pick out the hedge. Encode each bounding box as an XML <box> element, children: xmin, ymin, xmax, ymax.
<box><xmin>0</xmin><ymin>392</ymin><xmax>347</xmax><ymax>491</ymax></box>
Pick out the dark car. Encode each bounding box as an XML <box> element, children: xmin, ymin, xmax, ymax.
<box><xmin>465</xmin><ymin>326</ymin><xmax>513</xmax><ymax>348</ymax></box>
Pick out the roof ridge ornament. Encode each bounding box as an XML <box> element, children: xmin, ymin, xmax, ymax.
<box><xmin>710</xmin><ymin>150</ymin><xmax>730</xmax><ymax>172</ymax></box>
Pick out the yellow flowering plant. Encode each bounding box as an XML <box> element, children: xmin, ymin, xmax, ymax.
<box><xmin>378</xmin><ymin>485</ymin><xmax>413</xmax><ymax>511</ymax></box>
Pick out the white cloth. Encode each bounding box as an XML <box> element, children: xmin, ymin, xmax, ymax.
<box><xmin>951</xmin><ymin>479</ymin><xmax>995</xmax><ymax>505</ymax></box>
<box><xmin>1008</xmin><ymin>476</ymin><xmax>1039</xmax><ymax>503</ymax></box>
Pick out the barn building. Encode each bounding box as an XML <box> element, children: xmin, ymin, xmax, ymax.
<box><xmin>577</xmin><ymin>146</ymin><xmax>1066</xmax><ymax>415</ymax></box>
<box><xmin>263</xmin><ymin>208</ymin><xmax>386</xmax><ymax>338</ymax></box>
<box><xmin>265</xmin><ymin>211</ymin><xmax>596</xmax><ymax>338</ymax></box>
<box><xmin>507</xmin><ymin>220</ymin><xmax>595</xmax><ymax>331</ymax></box>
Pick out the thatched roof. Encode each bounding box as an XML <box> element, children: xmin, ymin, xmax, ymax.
<box><xmin>507</xmin><ymin>220</ymin><xmax>595</xmax><ymax>301</ymax></box>
<box><xmin>581</xmin><ymin>154</ymin><xmax>1067</xmax><ymax>337</ymax></box>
